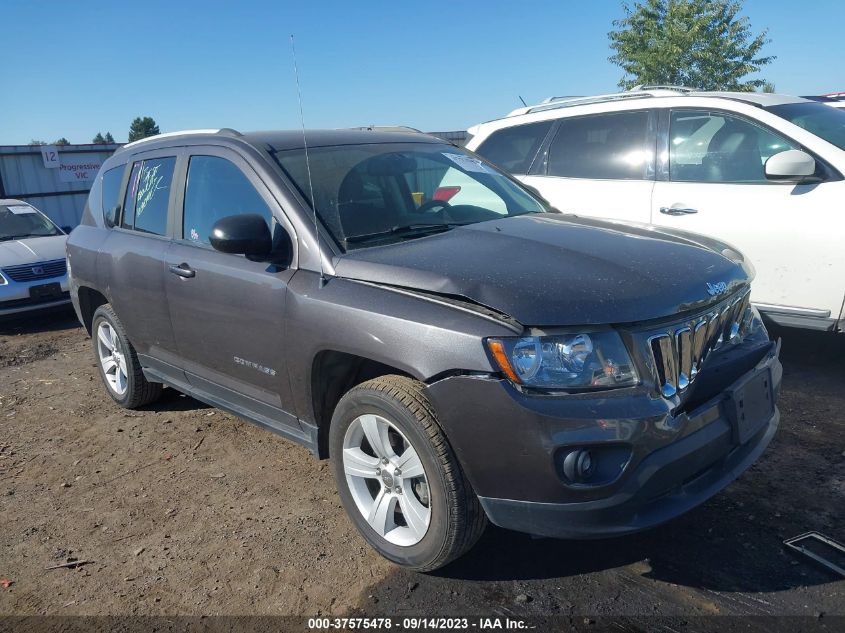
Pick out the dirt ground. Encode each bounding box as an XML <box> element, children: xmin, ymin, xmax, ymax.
<box><xmin>1</xmin><ymin>307</ymin><xmax>843</xmax><ymax>626</ymax></box>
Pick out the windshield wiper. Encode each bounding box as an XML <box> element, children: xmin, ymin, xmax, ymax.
<box><xmin>344</xmin><ymin>223</ymin><xmax>462</xmax><ymax>245</ymax></box>
<box><xmin>0</xmin><ymin>234</ymin><xmax>35</xmax><ymax>242</ymax></box>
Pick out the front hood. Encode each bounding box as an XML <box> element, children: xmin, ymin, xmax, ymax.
<box><xmin>0</xmin><ymin>235</ymin><xmax>67</xmax><ymax>268</ymax></box>
<box><xmin>333</xmin><ymin>213</ymin><xmax>752</xmax><ymax>326</ymax></box>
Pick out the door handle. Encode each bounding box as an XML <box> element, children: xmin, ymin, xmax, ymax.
<box><xmin>659</xmin><ymin>206</ymin><xmax>698</xmax><ymax>216</ymax></box>
<box><xmin>168</xmin><ymin>263</ymin><xmax>196</xmax><ymax>278</ymax></box>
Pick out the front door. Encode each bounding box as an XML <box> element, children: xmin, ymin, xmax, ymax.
<box><xmin>164</xmin><ymin>148</ymin><xmax>299</xmax><ymax>429</ymax></box>
<box><xmin>650</xmin><ymin>108</ymin><xmax>845</xmax><ymax>321</ymax></box>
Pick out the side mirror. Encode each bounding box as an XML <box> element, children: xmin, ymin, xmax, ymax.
<box><xmin>765</xmin><ymin>150</ymin><xmax>816</xmax><ymax>181</ymax></box>
<box><xmin>210</xmin><ymin>214</ymin><xmax>272</xmax><ymax>259</ymax></box>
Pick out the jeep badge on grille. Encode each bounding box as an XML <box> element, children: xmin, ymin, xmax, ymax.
<box><xmin>706</xmin><ymin>281</ymin><xmax>728</xmax><ymax>296</ymax></box>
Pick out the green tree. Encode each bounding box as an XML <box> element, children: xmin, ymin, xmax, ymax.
<box><xmin>760</xmin><ymin>81</ymin><xmax>776</xmax><ymax>93</ymax></box>
<box><xmin>608</xmin><ymin>0</ymin><xmax>774</xmax><ymax>91</ymax></box>
<box><xmin>128</xmin><ymin>117</ymin><xmax>160</xmax><ymax>143</ymax></box>
<box><xmin>92</xmin><ymin>132</ymin><xmax>106</xmax><ymax>144</ymax></box>
<box><xmin>54</xmin><ymin>138</ymin><xmax>70</xmax><ymax>146</ymax></box>
<box><xmin>104</xmin><ymin>132</ymin><xmax>115</xmax><ymax>143</ymax></box>
<box><xmin>29</xmin><ymin>139</ymin><xmax>47</xmax><ymax>146</ymax></box>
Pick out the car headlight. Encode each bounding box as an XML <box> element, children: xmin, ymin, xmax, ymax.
<box><xmin>486</xmin><ymin>332</ymin><xmax>638</xmax><ymax>390</ymax></box>
<box><xmin>0</xmin><ymin>271</ymin><xmax>7</xmax><ymax>286</ymax></box>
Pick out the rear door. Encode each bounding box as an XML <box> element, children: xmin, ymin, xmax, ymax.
<box><xmin>99</xmin><ymin>150</ymin><xmax>182</xmax><ymax>372</ymax></box>
<box><xmin>520</xmin><ymin>109</ymin><xmax>656</xmax><ymax>222</ymax></box>
<box><xmin>164</xmin><ymin>147</ymin><xmax>301</xmax><ymax>431</ymax></box>
<box><xmin>650</xmin><ymin>108</ymin><xmax>845</xmax><ymax>322</ymax></box>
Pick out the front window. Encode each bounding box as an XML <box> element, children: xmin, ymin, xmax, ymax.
<box><xmin>669</xmin><ymin>110</ymin><xmax>798</xmax><ymax>183</ymax></box>
<box><xmin>766</xmin><ymin>101</ymin><xmax>845</xmax><ymax>151</ymax></box>
<box><xmin>183</xmin><ymin>155</ymin><xmax>274</xmax><ymax>245</ymax></box>
<box><xmin>272</xmin><ymin>142</ymin><xmax>545</xmax><ymax>250</ymax></box>
<box><xmin>0</xmin><ymin>205</ymin><xmax>63</xmax><ymax>241</ymax></box>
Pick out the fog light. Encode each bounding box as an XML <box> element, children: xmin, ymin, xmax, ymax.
<box><xmin>562</xmin><ymin>449</ymin><xmax>595</xmax><ymax>483</ymax></box>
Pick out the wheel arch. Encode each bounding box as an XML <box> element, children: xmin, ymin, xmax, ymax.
<box><xmin>76</xmin><ymin>286</ymin><xmax>109</xmax><ymax>335</ymax></box>
<box><xmin>310</xmin><ymin>350</ymin><xmax>414</xmax><ymax>459</ymax></box>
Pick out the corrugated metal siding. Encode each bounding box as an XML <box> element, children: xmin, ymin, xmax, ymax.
<box><xmin>0</xmin><ymin>144</ymin><xmax>120</xmax><ymax>228</ymax></box>
<box><xmin>428</xmin><ymin>130</ymin><xmax>468</xmax><ymax>145</ymax></box>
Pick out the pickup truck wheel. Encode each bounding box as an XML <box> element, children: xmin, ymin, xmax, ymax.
<box><xmin>92</xmin><ymin>304</ymin><xmax>162</xmax><ymax>409</ymax></box>
<box><xmin>330</xmin><ymin>375</ymin><xmax>487</xmax><ymax>571</ymax></box>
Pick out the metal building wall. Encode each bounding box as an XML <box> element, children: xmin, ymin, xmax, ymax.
<box><xmin>0</xmin><ymin>144</ymin><xmax>120</xmax><ymax>229</ymax></box>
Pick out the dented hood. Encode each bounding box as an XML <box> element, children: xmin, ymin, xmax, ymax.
<box><xmin>333</xmin><ymin>213</ymin><xmax>753</xmax><ymax>326</ymax></box>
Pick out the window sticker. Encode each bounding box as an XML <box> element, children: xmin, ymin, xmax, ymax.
<box><xmin>190</xmin><ymin>228</ymin><xmax>199</xmax><ymax>241</ymax></box>
<box><xmin>442</xmin><ymin>152</ymin><xmax>494</xmax><ymax>174</ymax></box>
<box><xmin>7</xmin><ymin>205</ymin><xmax>36</xmax><ymax>214</ymax></box>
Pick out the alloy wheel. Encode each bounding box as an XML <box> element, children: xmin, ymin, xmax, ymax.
<box><xmin>342</xmin><ymin>413</ymin><xmax>431</xmax><ymax>546</ymax></box>
<box><xmin>96</xmin><ymin>321</ymin><xmax>128</xmax><ymax>396</ymax></box>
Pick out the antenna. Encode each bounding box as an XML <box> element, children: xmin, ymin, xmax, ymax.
<box><xmin>290</xmin><ymin>34</ymin><xmax>327</xmax><ymax>287</ymax></box>
<box><xmin>518</xmin><ymin>95</ymin><xmax>527</xmax><ymax>107</ymax></box>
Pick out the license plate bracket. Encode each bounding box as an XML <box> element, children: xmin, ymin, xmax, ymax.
<box><xmin>29</xmin><ymin>282</ymin><xmax>62</xmax><ymax>301</ymax></box>
<box><xmin>725</xmin><ymin>368</ymin><xmax>773</xmax><ymax>445</ymax></box>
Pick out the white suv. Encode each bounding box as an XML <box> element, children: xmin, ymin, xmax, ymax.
<box><xmin>460</xmin><ymin>87</ymin><xmax>845</xmax><ymax>333</ymax></box>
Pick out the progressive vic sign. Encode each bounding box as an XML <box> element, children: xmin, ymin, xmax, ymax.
<box><xmin>58</xmin><ymin>159</ymin><xmax>102</xmax><ymax>183</ymax></box>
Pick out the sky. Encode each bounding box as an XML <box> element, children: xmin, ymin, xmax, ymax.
<box><xmin>2</xmin><ymin>0</ymin><xmax>844</xmax><ymax>145</ymax></box>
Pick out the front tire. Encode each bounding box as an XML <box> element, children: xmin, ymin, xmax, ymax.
<box><xmin>92</xmin><ymin>304</ymin><xmax>162</xmax><ymax>409</ymax></box>
<box><xmin>329</xmin><ymin>375</ymin><xmax>486</xmax><ymax>571</ymax></box>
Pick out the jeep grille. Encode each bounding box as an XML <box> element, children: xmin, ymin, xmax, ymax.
<box><xmin>649</xmin><ymin>290</ymin><xmax>751</xmax><ymax>398</ymax></box>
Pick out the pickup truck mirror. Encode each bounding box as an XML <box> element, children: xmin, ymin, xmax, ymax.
<box><xmin>210</xmin><ymin>214</ymin><xmax>272</xmax><ymax>259</ymax></box>
<box><xmin>764</xmin><ymin>149</ymin><xmax>817</xmax><ymax>181</ymax></box>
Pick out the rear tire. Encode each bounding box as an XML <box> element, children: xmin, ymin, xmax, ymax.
<box><xmin>329</xmin><ymin>375</ymin><xmax>487</xmax><ymax>571</ymax></box>
<box><xmin>92</xmin><ymin>304</ymin><xmax>162</xmax><ymax>409</ymax></box>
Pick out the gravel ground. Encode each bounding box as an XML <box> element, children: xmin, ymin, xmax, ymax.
<box><xmin>0</xmin><ymin>307</ymin><xmax>843</xmax><ymax>628</ymax></box>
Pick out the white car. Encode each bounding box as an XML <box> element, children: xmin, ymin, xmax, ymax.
<box><xmin>459</xmin><ymin>87</ymin><xmax>845</xmax><ymax>333</ymax></box>
<box><xmin>0</xmin><ymin>199</ymin><xmax>70</xmax><ymax>316</ymax></box>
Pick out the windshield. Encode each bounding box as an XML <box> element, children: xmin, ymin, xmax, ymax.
<box><xmin>272</xmin><ymin>142</ymin><xmax>546</xmax><ymax>250</ymax></box>
<box><xmin>0</xmin><ymin>205</ymin><xmax>63</xmax><ymax>241</ymax></box>
<box><xmin>766</xmin><ymin>102</ymin><xmax>845</xmax><ymax>151</ymax></box>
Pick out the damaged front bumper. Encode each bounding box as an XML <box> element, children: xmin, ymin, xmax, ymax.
<box><xmin>427</xmin><ymin>338</ymin><xmax>782</xmax><ymax>539</ymax></box>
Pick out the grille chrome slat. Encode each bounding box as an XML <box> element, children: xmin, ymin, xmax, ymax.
<box><xmin>691</xmin><ymin>319</ymin><xmax>708</xmax><ymax>378</ymax></box>
<box><xmin>675</xmin><ymin>327</ymin><xmax>692</xmax><ymax>390</ymax></box>
<box><xmin>2</xmin><ymin>259</ymin><xmax>67</xmax><ymax>282</ymax></box>
<box><xmin>648</xmin><ymin>290</ymin><xmax>751</xmax><ymax>399</ymax></box>
<box><xmin>650</xmin><ymin>335</ymin><xmax>678</xmax><ymax>398</ymax></box>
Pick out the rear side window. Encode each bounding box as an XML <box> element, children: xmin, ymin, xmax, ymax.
<box><xmin>101</xmin><ymin>166</ymin><xmax>124</xmax><ymax>227</ymax></box>
<box><xmin>122</xmin><ymin>157</ymin><xmax>176</xmax><ymax>236</ymax></box>
<box><xmin>547</xmin><ymin>111</ymin><xmax>651</xmax><ymax>180</ymax></box>
<box><xmin>474</xmin><ymin>121</ymin><xmax>553</xmax><ymax>174</ymax></box>
<box><xmin>182</xmin><ymin>156</ymin><xmax>273</xmax><ymax>244</ymax></box>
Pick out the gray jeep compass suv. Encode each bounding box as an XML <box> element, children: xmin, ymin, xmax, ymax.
<box><xmin>67</xmin><ymin>128</ymin><xmax>781</xmax><ymax>571</ymax></box>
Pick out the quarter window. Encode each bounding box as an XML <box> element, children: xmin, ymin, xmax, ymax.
<box><xmin>183</xmin><ymin>156</ymin><xmax>273</xmax><ymax>245</ymax></box>
<box><xmin>121</xmin><ymin>157</ymin><xmax>176</xmax><ymax>236</ymax></box>
<box><xmin>474</xmin><ymin>121</ymin><xmax>553</xmax><ymax>174</ymax></box>
<box><xmin>101</xmin><ymin>165</ymin><xmax>124</xmax><ymax>227</ymax></box>
<box><xmin>547</xmin><ymin>111</ymin><xmax>651</xmax><ymax>180</ymax></box>
<box><xmin>669</xmin><ymin>110</ymin><xmax>798</xmax><ymax>183</ymax></box>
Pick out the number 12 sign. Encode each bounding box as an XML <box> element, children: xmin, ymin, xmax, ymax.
<box><xmin>40</xmin><ymin>145</ymin><xmax>60</xmax><ymax>169</ymax></box>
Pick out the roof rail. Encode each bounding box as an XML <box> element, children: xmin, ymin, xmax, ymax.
<box><xmin>629</xmin><ymin>84</ymin><xmax>697</xmax><ymax>93</ymax></box>
<box><xmin>349</xmin><ymin>125</ymin><xmax>424</xmax><ymax>133</ymax></box>
<box><xmin>122</xmin><ymin>128</ymin><xmax>241</xmax><ymax>149</ymax></box>
<box><xmin>519</xmin><ymin>92</ymin><xmax>655</xmax><ymax>115</ymax></box>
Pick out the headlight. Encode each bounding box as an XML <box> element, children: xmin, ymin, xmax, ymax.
<box><xmin>0</xmin><ymin>271</ymin><xmax>7</xmax><ymax>286</ymax></box>
<box><xmin>487</xmin><ymin>332</ymin><xmax>638</xmax><ymax>390</ymax></box>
